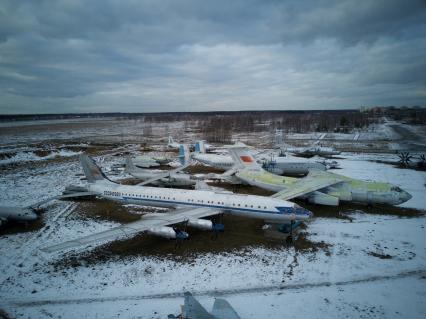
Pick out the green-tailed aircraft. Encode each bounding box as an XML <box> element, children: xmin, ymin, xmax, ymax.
<box><xmin>225</xmin><ymin>146</ymin><xmax>412</xmax><ymax>206</ymax></box>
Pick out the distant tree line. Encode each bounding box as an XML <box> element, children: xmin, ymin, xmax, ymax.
<box><xmin>2</xmin><ymin>107</ymin><xmax>424</xmax><ymax>129</ymax></box>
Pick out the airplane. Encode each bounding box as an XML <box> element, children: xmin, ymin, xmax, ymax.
<box><xmin>192</xmin><ymin>141</ymin><xmax>327</xmax><ymax>175</ymax></box>
<box><xmin>0</xmin><ymin>190</ymin><xmax>94</xmax><ymax>227</ymax></box>
<box><xmin>124</xmin><ymin>156</ymin><xmax>197</xmax><ymax>187</ymax></box>
<box><xmin>260</xmin><ymin>154</ymin><xmax>327</xmax><ymax>176</ymax></box>
<box><xmin>40</xmin><ymin>154</ymin><xmax>312</xmax><ymax>253</ymax></box>
<box><xmin>224</xmin><ymin>146</ymin><xmax>412</xmax><ymax>207</ymax></box>
<box><xmin>167</xmin><ymin>135</ymin><xmax>181</xmax><ymax>150</ymax></box>
<box><xmin>283</xmin><ymin>143</ymin><xmax>341</xmax><ymax>158</ymax></box>
<box><xmin>192</xmin><ymin>152</ymin><xmax>235</xmax><ymax>171</ymax></box>
<box><xmin>168</xmin><ymin>292</ymin><xmax>240</xmax><ymax>319</ymax></box>
<box><xmin>275</xmin><ymin>130</ymin><xmax>340</xmax><ymax>157</ymax></box>
<box><xmin>0</xmin><ymin>206</ymin><xmax>38</xmax><ymax>226</ymax></box>
<box><xmin>191</xmin><ymin>141</ymin><xmax>237</xmax><ymax>171</ymax></box>
<box><xmin>188</xmin><ymin>141</ymin><xmax>234</xmax><ymax>171</ymax></box>
<box><xmin>131</xmin><ymin>155</ymin><xmax>171</xmax><ymax>168</ymax></box>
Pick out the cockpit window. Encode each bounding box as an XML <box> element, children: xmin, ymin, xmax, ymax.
<box><xmin>391</xmin><ymin>186</ymin><xmax>402</xmax><ymax>192</ymax></box>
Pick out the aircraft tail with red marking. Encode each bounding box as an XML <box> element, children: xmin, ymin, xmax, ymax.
<box><xmin>227</xmin><ymin>146</ymin><xmax>262</xmax><ymax>170</ymax></box>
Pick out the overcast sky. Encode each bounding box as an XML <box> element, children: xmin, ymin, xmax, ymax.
<box><xmin>0</xmin><ymin>0</ymin><xmax>425</xmax><ymax>114</ymax></box>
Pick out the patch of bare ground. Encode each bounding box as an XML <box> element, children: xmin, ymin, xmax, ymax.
<box><xmin>72</xmin><ymin>199</ymin><xmax>142</xmax><ymax>224</ymax></box>
<box><xmin>0</xmin><ymin>218</ymin><xmax>45</xmax><ymax>236</ymax></box>
<box><xmin>207</xmin><ymin>182</ymin><xmax>275</xmax><ymax>196</ymax></box>
<box><xmin>293</xmin><ymin>231</ymin><xmax>332</xmax><ymax>255</ymax></box>
<box><xmin>290</xmin><ymin>201</ymin><xmax>423</xmax><ymax>220</ymax></box>
<box><xmin>185</xmin><ymin>164</ymin><xmax>224</xmax><ymax>175</ymax></box>
<box><xmin>116</xmin><ymin>178</ymin><xmax>143</xmax><ymax>186</ymax></box>
<box><xmin>33</xmin><ymin>149</ymin><xmax>52</xmax><ymax>157</ymax></box>
<box><xmin>369</xmin><ymin>159</ymin><xmax>426</xmax><ymax>172</ymax></box>
<box><xmin>53</xmin><ymin>214</ymin><xmax>290</xmax><ymax>268</ymax></box>
<box><xmin>0</xmin><ymin>152</ymin><xmax>16</xmax><ymax>160</ymax></box>
<box><xmin>368</xmin><ymin>251</ymin><xmax>393</xmax><ymax>259</ymax></box>
<box><xmin>0</xmin><ymin>309</ymin><xmax>12</xmax><ymax>319</ymax></box>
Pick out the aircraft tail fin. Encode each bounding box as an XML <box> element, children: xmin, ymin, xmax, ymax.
<box><xmin>212</xmin><ymin>298</ymin><xmax>241</xmax><ymax>319</ymax></box>
<box><xmin>194</xmin><ymin>140</ymin><xmax>206</xmax><ymax>153</ymax></box>
<box><xmin>80</xmin><ymin>154</ymin><xmax>111</xmax><ymax>183</ymax></box>
<box><xmin>125</xmin><ymin>156</ymin><xmax>137</xmax><ymax>173</ymax></box>
<box><xmin>183</xmin><ymin>292</ymin><xmax>214</xmax><ymax>318</ymax></box>
<box><xmin>227</xmin><ymin>146</ymin><xmax>262</xmax><ymax>170</ymax></box>
<box><xmin>168</xmin><ymin>135</ymin><xmax>174</xmax><ymax>145</ymax></box>
<box><xmin>178</xmin><ymin>144</ymin><xmax>190</xmax><ymax>165</ymax></box>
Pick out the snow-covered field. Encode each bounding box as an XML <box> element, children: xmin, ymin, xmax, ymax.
<box><xmin>0</xmin><ymin>120</ymin><xmax>425</xmax><ymax>318</ymax></box>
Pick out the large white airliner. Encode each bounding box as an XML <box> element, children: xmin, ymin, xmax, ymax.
<box><xmin>41</xmin><ymin>154</ymin><xmax>312</xmax><ymax>253</ymax></box>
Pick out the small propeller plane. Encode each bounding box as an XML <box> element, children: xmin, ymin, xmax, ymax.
<box><xmin>40</xmin><ymin>154</ymin><xmax>312</xmax><ymax>253</ymax></box>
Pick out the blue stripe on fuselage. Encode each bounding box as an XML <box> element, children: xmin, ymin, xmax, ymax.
<box><xmin>119</xmin><ymin>196</ymin><xmax>302</xmax><ymax>216</ymax></box>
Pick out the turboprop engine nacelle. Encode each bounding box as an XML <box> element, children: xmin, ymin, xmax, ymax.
<box><xmin>146</xmin><ymin>226</ymin><xmax>179</xmax><ymax>239</ymax></box>
<box><xmin>187</xmin><ymin>219</ymin><xmax>213</xmax><ymax>230</ymax></box>
<box><xmin>307</xmin><ymin>192</ymin><xmax>339</xmax><ymax>206</ymax></box>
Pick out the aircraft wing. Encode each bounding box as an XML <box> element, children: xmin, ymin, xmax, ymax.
<box><xmin>40</xmin><ymin>206</ymin><xmax>220</xmax><ymax>253</ymax></box>
<box><xmin>136</xmin><ymin>163</ymin><xmax>190</xmax><ymax>186</ymax></box>
<box><xmin>272</xmin><ymin>170</ymin><xmax>343</xmax><ymax>201</ymax></box>
<box><xmin>28</xmin><ymin>192</ymin><xmax>97</xmax><ymax>209</ymax></box>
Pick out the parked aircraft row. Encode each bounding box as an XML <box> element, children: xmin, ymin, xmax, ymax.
<box><xmin>128</xmin><ymin>142</ymin><xmax>411</xmax><ymax>207</ymax></box>
<box><xmin>0</xmin><ymin>138</ymin><xmax>412</xmax><ymax>256</ymax></box>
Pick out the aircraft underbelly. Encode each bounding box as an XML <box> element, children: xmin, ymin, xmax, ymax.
<box><xmin>229</xmin><ymin>210</ymin><xmax>295</xmax><ymax>221</ymax></box>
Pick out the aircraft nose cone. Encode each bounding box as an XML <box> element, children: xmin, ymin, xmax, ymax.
<box><xmin>295</xmin><ymin>206</ymin><xmax>314</xmax><ymax>219</ymax></box>
<box><xmin>400</xmin><ymin>191</ymin><xmax>412</xmax><ymax>203</ymax></box>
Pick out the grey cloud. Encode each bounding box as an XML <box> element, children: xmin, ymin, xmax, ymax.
<box><xmin>0</xmin><ymin>0</ymin><xmax>425</xmax><ymax>113</ymax></box>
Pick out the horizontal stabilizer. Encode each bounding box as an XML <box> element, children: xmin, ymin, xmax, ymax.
<box><xmin>183</xmin><ymin>292</ymin><xmax>214</xmax><ymax>319</ymax></box>
<box><xmin>212</xmin><ymin>298</ymin><xmax>241</xmax><ymax>319</ymax></box>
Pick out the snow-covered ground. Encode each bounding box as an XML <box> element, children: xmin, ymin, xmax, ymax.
<box><xmin>0</xmin><ymin>124</ymin><xmax>425</xmax><ymax>318</ymax></box>
<box><xmin>1</xmin><ymin>211</ymin><xmax>425</xmax><ymax>318</ymax></box>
